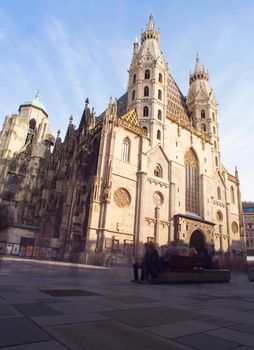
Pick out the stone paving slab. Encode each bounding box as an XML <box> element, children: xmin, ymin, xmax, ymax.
<box><xmin>100</xmin><ymin>306</ymin><xmax>203</xmax><ymax>328</ymax></box>
<box><xmin>45</xmin><ymin>301</ymin><xmax>114</xmax><ymax>314</ymax></box>
<box><xmin>0</xmin><ymin>318</ymin><xmax>52</xmax><ymax>347</ymax></box>
<box><xmin>47</xmin><ymin>320</ymin><xmax>192</xmax><ymax>350</ymax></box>
<box><xmin>0</xmin><ymin>304</ymin><xmax>23</xmax><ymax>319</ymax></box>
<box><xmin>0</xmin><ymin>340</ymin><xmax>68</xmax><ymax>350</ymax></box>
<box><xmin>229</xmin><ymin>323</ymin><xmax>254</xmax><ymax>335</ymax></box>
<box><xmin>13</xmin><ymin>302</ymin><xmax>62</xmax><ymax>317</ymax></box>
<box><xmin>206</xmin><ymin>328</ymin><xmax>254</xmax><ymax>348</ymax></box>
<box><xmin>31</xmin><ymin>312</ymin><xmax>109</xmax><ymax>326</ymax></box>
<box><xmin>196</xmin><ymin>307</ymin><xmax>254</xmax><ymax>325</ymax></box>
<box><xmin>174</xmin><ymin>333</ymin><xmax>240</xmax><ymax>350</ymax></box>
<box><xmin>143</xmin><ymin>320</ymin><xmax>217</xmax><ymax>339</ymax></box>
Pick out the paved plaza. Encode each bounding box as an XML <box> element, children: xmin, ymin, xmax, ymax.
<box><xmin>0</xmin><ymin>257</ymin><xmax>254</xmax><ymax>349</ymax></box>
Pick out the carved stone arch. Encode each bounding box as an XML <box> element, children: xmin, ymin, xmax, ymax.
<box><xmin>190</xmin><ymin>230</ymin><xmax>206</xmax><ymax>255</ymax></box>
<box><xmin>184</xmin><ymin>147</ymin><xmax>199</xmax><ymax>168</ymax></box>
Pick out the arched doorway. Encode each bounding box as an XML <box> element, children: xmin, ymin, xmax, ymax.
<box><xmin>190</xmin><ymin>230</ymin><xmax>206</xmax><ymax>256</ymax></box>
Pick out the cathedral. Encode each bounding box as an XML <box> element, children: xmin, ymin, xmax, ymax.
<box><xmin>0</xmin><ymin>16</ymin><xmax>245</xmax><ymax>264</ymax></box>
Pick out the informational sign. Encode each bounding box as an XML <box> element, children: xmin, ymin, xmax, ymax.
<box><xmin>19</xmin><ymin>246</ymin><xmax>26</xmax><ymax>256</ymax></box>
<box><xmin>12</xmin><ymin>244</ymin><xmax>20</xmax><ymax>256</ymax></box>
<box><xmin>5</xmin><ymin>243</ymin><xmax>13</xmax><ymax>255</ymax></box>
<box><xmin>26</xmin><ymin>245</ymin><xmax>33</xmax><ymax>257</ymax></box>
<box><xmin>46</xmin><ymin>247</ymin><xmax>52</xmax><ymax>259</ymax></box>
<box><xmin>0</xmin><ymin>243</ymin><xmax>5</xmax><ymax>255</ymax></box>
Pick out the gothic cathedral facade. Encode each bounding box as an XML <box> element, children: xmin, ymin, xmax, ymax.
<box><xmin>0</xmin><ymin>16</ymin><xmax>245</xmax><ymax>264</ymax></box>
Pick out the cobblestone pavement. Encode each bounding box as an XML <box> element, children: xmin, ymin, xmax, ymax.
<box><xmin>0</xmin><ymin>257</ymin><xmax>254</xmax><ymax>350</ymax></box>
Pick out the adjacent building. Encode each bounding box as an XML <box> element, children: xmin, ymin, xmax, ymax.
<box><xmin>243</xmin><ymin>202</ymin><xmax>254</xmax><ymax>256</ymax></box>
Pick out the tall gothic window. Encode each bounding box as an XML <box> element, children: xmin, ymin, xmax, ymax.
<box><xmin>157</xmin><ymin>130</ymin><xmax>161</xmax><ymax>140</ymax></box>
<box><xmin>154</xmin><ymin>164</ymin><xmax>163</xmax><ymax>178</ymax></box>
<box><xmin>217</xmin><ymin>187</ymin><xmax>221</xmax><ymax>200</ymax></box>
<box><xmin>144</xmin><ymin>86</ymin><xmax>149</xmax><ymax>97</ymax></box>
<box><xmin>145</xmin><ymin>69</ymin><xmax>150</xmax><ymax>79</ymax></box>
<box><xmin>158</xmin><ymin>89</ymin><xmax>162</xmax><ymax>100</ymax></box>
<box><xmin>158</xmin><ymin>109</ymin><xmax>162</xmax><ymax>120</ymax></box>
<box><xmin>143</xmin><ymin>106</ymin><xmax>149</xmax><ymax>117</ymax></box>
<box><xmin>132</xmin><ymin>74</ymin><xmax>136</xmax><ymax>84</ymax></box>
<box><xmin>201</xmin><ymin>110</ymin><xmax>206</xmax><ymax>118</ymax></box>
<box><xmin>132</xmin><ymin>90</ymin><xmax>135</xmax><ymax>101</ymax></box>
<box><xmin>185</xmin><ymin>149</ymin><xmax>199</xmax><ymax>214</ymax></box>
<box><xmin>121</xmin><ymin>138</ymin><xmax>130</xmax><ymax>162</ymax></box>
<box><xmin>231</xmin><ymin>186</ymin><xmax>235</xmax><ymax>204</ymax></box>
<box><xmin>201</xmin><ymin>124</ymin><xmax>206</xmax><ymax>132</ymax></box>
<box><xmin>159</xmin><ymin>73</ymin><xmax>163</xmax><ymax>83</ymax></box>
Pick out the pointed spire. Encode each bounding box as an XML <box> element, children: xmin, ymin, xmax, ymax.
<box><xmin>195</xmin><ymin>53</ymin><xmax>203</xmax><ymax>73</ymax></box>
<box><xmin>35</xmin><ymin>90</ymin><xmax>40</xmax><ymax>99</ymax></box>
<box><xmin>85</xmin><ymin>97</ymin><xmax>89</xmax><ymax>108</ymax></box>
<box><xmin>57</xmin><ymin>129</ymin><xmax>61</xmax><ymax>138</ymax></box>
<box><xmin>69</xmin><ymin>115</ymin><xmax>73</xmax><ymax>124</ymax></box>
<box><xmin>147</xmin><ymin>14</ymin><xmax>155</xmax><ymax>31</ymax></box>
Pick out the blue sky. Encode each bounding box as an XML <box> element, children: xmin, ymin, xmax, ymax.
<box><xmin>0</xmin><ymin>0</ymin><xmax>254</xmax><ymax>200</ymax></box>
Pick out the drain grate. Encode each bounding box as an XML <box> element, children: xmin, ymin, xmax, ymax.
<box><xmin>40</xmin><ymin>289</ymin><xmax>99</xmax><ymax>297</ymax></box>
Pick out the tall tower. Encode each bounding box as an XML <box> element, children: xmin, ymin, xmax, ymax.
<box><xmin>187</xmin><ymin>55</ymin><xmax>220</xmax><ymax>169</ymax></box>
<box><xmin>127</xmin><ymin>15</ymin><xmax>168</xmax><ymax>146</ymax></box>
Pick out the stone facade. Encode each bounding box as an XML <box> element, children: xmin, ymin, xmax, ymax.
<box><xmin>0</xmin><ymin>16</ymin><xmax>245</xmax><ymax>264</ymax></box>
<box><xmin>243</xmin><ymin>202</ymin><xmax>254</xmax><ymax>256</ymax></box>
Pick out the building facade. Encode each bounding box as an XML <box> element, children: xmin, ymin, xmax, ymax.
<box><xmin>0</xmin><ymin>16</ymin><xmax>245</xmax><ymax>264</ymax></box>
<box><xmin>243</xmin><ymin>202</ymin><xmax>254</xmax><ymax>256</ymax></box>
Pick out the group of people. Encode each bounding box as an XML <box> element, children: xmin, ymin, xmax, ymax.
<box><xmin>132</xmin><ymin>241</ymin><xmax>218</xmax><ymax>282</ymax></box>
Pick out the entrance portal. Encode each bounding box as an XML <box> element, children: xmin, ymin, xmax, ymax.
<box><xmin>190</xmin><ymin>230</ymin><xmax>206</xmax><ymax>256</ymax></box>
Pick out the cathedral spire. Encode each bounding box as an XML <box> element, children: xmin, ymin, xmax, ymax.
<box><xmin>141</xmin><ymin>15</ymin><xmax>160</xmax><ymax>44</ymax></box>
<box><xmin>147</xmin><ymin>14</ymin><xmax>155</xmax><ymax>31</ymax></box>
<box><xmin>194</xmin><ymin>53</ymin><xmax>203</xmax><ymax>73</ymax></box>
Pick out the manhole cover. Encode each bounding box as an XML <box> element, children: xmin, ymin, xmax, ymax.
<box><xmin>40</xmin><ymin>289</ymin><xmax>99</xmax><ymax>297</ymax></box>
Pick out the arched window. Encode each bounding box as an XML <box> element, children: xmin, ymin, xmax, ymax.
<box><xmin>216</xmin><ymin>210</ymin><xmax>223</xmax><ymax>222</ymax></box>
<box><xmin>144</xmin><ymin>86</ymin><xmax>149</xmax><ymax>97</ymax></box>
<box><xmin>201</xmin><ymin>124</ymin><xmax>206</xmax><ymax>132</ymax></box>
<box><xmin>217</xmin><ymin>187</ymin><xmax>221</xmax><ymax>200</ymax></box>
<box><xmin>154</xmin><ymin>164</ymin><xmax>163</xmax><ymax>178</ymax></box>
<box><xmin>142</xmin><ymin>126</ymin><xmax>148</xmax><ymax>134</ymax></box>
<box><xmin>132</xmin><ymin>74</ymin><xmax>136</xmax><ymax>84</ymax></box>
<box><xmin>215</xmin><ymin>156</ymin><xmax>218</xmax><ymax>167</ymax></box>
<box><xmin>158</xmin><ymin>109</ymin><xmax>162</xmax><ymax>120</ymax></box>
<box><xmin>132</xmin><ymin>90</ymin><xmax>135</xmax><ymax>101</ymax></box>
<box><xmin>185</xmin><ymin>149</ymin><xmax>199</xmax><ymax>214</ymax></box>
<box><xmin>143</xmin><ymin>106</ymin><xmax>149</xmax><ymax>117</ymax></box>
<box><xmin>214</xmin><ymin>141</ymin><xmax>217</xmax><ymax>150</ymax></box>
<box><xmin>159</xmin><ymin>73</ymin><xmax>163</xmax><ymax>83</ymax></box>
<box><xmin>158</xmin><ymin>89</ymin><xmax>162</xmax><ymax>100</ymax></box>
<box><xmin>201</xmin><ymin>110</ymin><xmax>206</xmax><ymax>118</ymax></box>
<box><xmin>29</xmin><ymin>119</ymin><xmax>36</xmax><ymax>130</ymax></box>
<box><xmin>212</xmin><ymin>112</ymin><xmax>215</xmax><ymax>121</ymax></box>
<box><xmin>145</xmin><ymin>69</ymin><xmax>150</xmax><ymax>79</ymax></box>
<box><xmin>231</xmin><ymin>186</ymin><xmax>235</xmax><ymax>204</ymax></box>
<box><xmin>213</xmin><ymin>126</ymin><xmax>216</xmax><ymax>134</ymax></box>
<box><xmin>157</xmin><ymin>130</ymin><xmax>161</xmax><ymax>140</ymax></box>
<box><xmin>121</xmin><ymin>138</ymin><xmax>130</xmax><ymax>162</ymax></box>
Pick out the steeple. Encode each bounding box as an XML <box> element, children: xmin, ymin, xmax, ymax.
<box><xmin>127</xmin><ymin>15</ymin><xmax>168</xmax><ymax>147</ymax></box>
<box><xmin>147</xmin><ymin>14</ymin><xmax>155</xmax><ymax>31</ymax></box>
<box><xmin>141</xmin><ymin>14</ymin><xmax>160</xmax><ymax>44</ymax></box>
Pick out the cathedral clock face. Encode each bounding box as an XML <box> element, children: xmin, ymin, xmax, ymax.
<box><xmin>113</xmin><ymin>188</ymin><xmax>131</xmax><ymax>208</ymax></box>
<box><xmin>153</xmin><ymin>191</ymin><xmax>164</xmax><ymax>206</ymax></box>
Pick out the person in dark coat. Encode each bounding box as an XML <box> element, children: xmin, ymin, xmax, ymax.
<box><xmin>143</xmin><ymin>241</ymin><xmax>160</xmax><ymax>280</ymax></box>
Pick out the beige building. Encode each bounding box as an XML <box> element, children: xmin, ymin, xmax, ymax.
<box><xmin>0</xmin><ymin>16</ymin><xmax>245</xmax><ymax>264</ymax></box>
<box><xmin>243</xmin><ymin>202</ymin><xmax>254</xmax><ymax>256</ymax></box>
<box><xmin>0</xmin><ymin>92</ymin><xmax>54</xmax><ymax>221</ymax></box>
